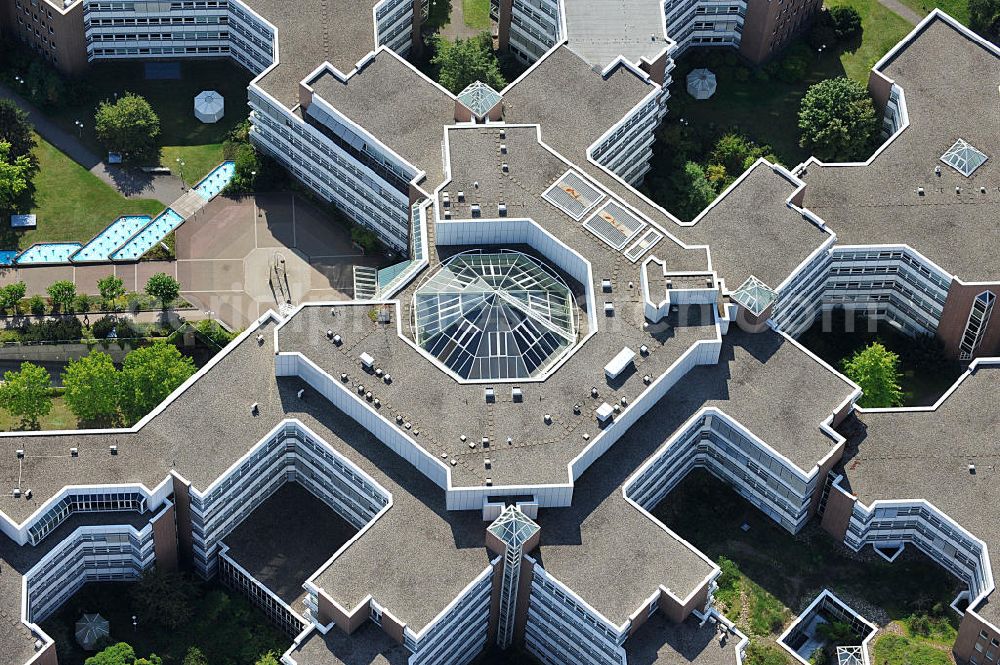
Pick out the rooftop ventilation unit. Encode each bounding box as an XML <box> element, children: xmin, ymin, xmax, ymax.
<box><xmin>485</xmin><ymin>458</ymin><xmax>491</xmax><ymax>469</ymax></box>
<box><xmin>256</xmin><ymin>333</ymin><xmax>264</xmax><ymax>345</ymax></box>
<box><xmin>442</xmin><ymin>191</ymin><xmax>451</xmax><ymax>207</ymax></box>
<box><xmin>297</xmin><ymin>389</ymin><xmax>305</xmax><ymax>399</ymax></box>
<box><xmin>25</xmin><ymin>489</ymin><xmax>31</xmax><ymax>500</ymax></box>
<box><xmin>12</xmin><ymin>488</ymin><xmax>20</xmax><ymax>498</ymax></box>
<box><xmin>471</xmin><ymin>204</ymin><xmax>481</xmax><ymax>218</ymax></box>
<box><xmin>457</xmin><ymin>191</ymin><xmax>465</xmax><ymax>202</ymax></box>
<box><xmin>501</xmin><ymin>162</ymin><xmax>509</xmax><ymax>173</ymax></box>
<box><xmin>109</xmin><ymin>445</ymin><xmax>118</xmax><ymax>455</ymax></box>
<box><xmin>360</xmin><ymin>352</ymin><xmax>375</xmax><ymax>370</ymax></box>
<box><xmin>485</xmin><ymin>387</ymin><xmax>495</xmax><ymax>403</ymax></box>
<box><xmin>604</xmin><ymin>302</ymin><xmax>615</xmax><ymax>316</ymax></box>
<box><xmin>602</xmin><ymin>279</ymin><xmax>612</xmax><ymax>292</ymax></box>
<box><xmin>250</xmin><ymin>403</ymin><xmax>259</xmax><ymax>416</ymax></box>
<box><xmin>326</xmin><ymin>330</ymin><xmax>333</xmax><ymax>339</ymax></box>
<box><xmin>70</xmin><ymin>447</ymin><xmax>78</xmax><ymax>457</ymax></box>
<box><xmin>605</xmin><ymin>347</ymin><xmax>636</xmax><ymax>380</ymax></box>
<box><xmin>511</xmin><ymin>387</ymin><xmax>523</xmax><ymax>402</ymax></box>
<box><xmin>444</xmin><ymin>210</ymin><xmax>452</xmax><ymax>219</ymax></box>
<box><xmin>498</xmin><ymin>203</ymin><xmax>507</xmax><ymax>217</ymax></box>
<box><xmin>499</xmin><ymin>129</ymin><xmax>506</xmax><ymax>139</ymax></box>
<box><xmin>917</xmin><ymin>187</ymin><xmax>925</xmax><ymax>196</ymax></box>
<box><xmin>333</xmin><ymin>334</ymin><xmax>342</xmax><ymax>345</ymax></box>
<box><xmin>500</xmin><ymin>144</ymin><xmax>507</xmax><ymax>154</ymax></box>
<box><xmin>16</xmin><ymin>449</ymin><xmax>24</xmax><ymax>459</ymax></box>
<box><xmin>596</xmin><ymin>402</ymin><xmax>614</xmax><ymax>423</ymax></box>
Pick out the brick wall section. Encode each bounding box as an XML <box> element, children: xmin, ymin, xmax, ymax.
<box><xmin>151</xmin><ymin>502</ymin><xmax>179</xmax><ymax>572</ymax></box>
<box><xmin>954</xmin><ymin>609</ymin><xmax>1000</xmax><ymax>663</ymax></box>
<box><xmin>820</xmin><ymin>484</ymin><xmax>855</xmax><ymax>542</ymax></box>
<box><xmin>937</xmin><ymin>279</ymin><xmax>1000</xmax><ymax>359</ymax></box>
<box><xmin>170</xmin><ymin>474</ymin><xmax>195</xmax><ymax>570</ymax></box>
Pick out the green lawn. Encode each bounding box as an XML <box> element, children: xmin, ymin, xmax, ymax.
<box><xmin>463</xmin><ymin>0</ymin><xmax>492</xmax><ymax>30</ymax></box>
<box><xmin>895</xmin><ymin>0</ymin><xmax>970</xmax><ymax>24</ymax></box>
<box><xmin>7</xmin><ymin>134</ymin><xmax>164</xmax><ymax>250</ymax></box>
<box><xmin>40</xmin><ymin>581</ymin><xmax>288</xmax><ymax>665</ymax></box>
<box><xmin>873</xmin><ymin>634</ymin><xmax>952</xmax><ymax>665</ymax></box>
<box><xmin>654</xmin><ymin>471</ymin><xmax>962</xmax><ymax>648</ymax></box>
<box><xmin>0</xmin><ymin>394</ymin><xmax>77</xmax><ymax>431</ymax></box>
<box><xmin>827</xmin><ymin>0</ymin><xmax>915</xmax><ymax>81</ymax></box>
<box><xmin>660</xmin><ymin>0</ymin><xmax>912</xmax><ymax>167</ymax></box>
<box><xmin>162</xmin><ymin>143</ymin><xmax>226</xmax><ymax>184</ymax></box>
<box><xmin>48</xmin><ymin>59</ymin><xmax>250</xmax><ymax>172</ymax></box>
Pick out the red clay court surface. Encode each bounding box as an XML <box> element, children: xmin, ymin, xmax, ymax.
<box><xmin>0</xmin><ymin>192</ymin><xmax>386</xmax><ymax>329</ymax></box>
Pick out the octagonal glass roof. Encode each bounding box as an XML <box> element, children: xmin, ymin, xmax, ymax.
<box><xmin>414</xmin><ymin>252</ymin><xmax>577</xmax><ymax>380</ymax></box>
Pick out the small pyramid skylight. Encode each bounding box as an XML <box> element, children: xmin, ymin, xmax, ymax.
<box><xmin>488</xmin><ymin>506</ymin><xmax>540</xmax><ymax>549</ymax></box>
<box><xmin>940</xmin><ymin>139</ymin><xmax>987</xmax><ymax>177</ymax></box>
<box><xmin>731</xmin><ymin>276</ymin><xmax>777</xmax><ymax>316</ymax></box>
<box><xmin>457</xmin><ymin>80</ymin><xmax>503</xmax><ymax>118</ymax></box>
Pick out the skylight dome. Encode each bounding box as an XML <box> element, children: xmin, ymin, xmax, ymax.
<box><xmin>940</xmin><ymin>138</ymin><xmax>987</xmax><ymax>177</ymax></box>
<box><xmin>731</xmin><ymin>275</ymin><xmax>777</xmax><ymax>316</ymax></box>
<box><xmin>414</xmin><ymin>252</ymin><xmax>577</xmax><ymax>380</ymax></box>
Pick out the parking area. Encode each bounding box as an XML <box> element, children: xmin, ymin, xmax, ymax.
<box><xmin>0</xmin><ymin>192</ymin><xmax>386</xmax><ymax>329</ymax></box>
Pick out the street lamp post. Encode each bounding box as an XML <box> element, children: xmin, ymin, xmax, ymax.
<box><xmin>74</xmin><ymin>120</ymin><xmax>84</xmax><ymax>138</ymax></box>
<box><xmin>176</xmin><ymin>158</ymin><xmax>186</xmax><ymax>190</ymax></box>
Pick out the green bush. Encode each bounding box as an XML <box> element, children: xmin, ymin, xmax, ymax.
<box><xmin>351</xmin><ymin>225</ymin><xmax>380</xmax><ymax>254</ymax></box>
<box><xmin>829</xmin><ymin>6</ymin><xmax>862</xmax><ymax>40</ymax></box>
<box><xmin>21</xmin><ymin>317</ymin><xmax>84</xmax><ymax>342</ymax></box>
<box><xmin>74</xmin><ymin>294</ymin><xmax>92</xmax><ymax>313</ymax></box>
<box><xmin>28</xmin><ymin>295</ymin><xmax>45</xmax><ymax>316</ymax></box>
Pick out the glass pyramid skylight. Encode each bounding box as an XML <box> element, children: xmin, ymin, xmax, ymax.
<box><xmin>488</xmin><ymin>506</ymin><xmax>540</xmax><ymax>550</ymax></box>
<box><xmin>731</xmin><ymin>276</ymin><xmax>777</xmax><ymax>317</ymax></box>
<box><xmin>457</xmin><ymin>81</ymin><xmax>503</xmax><ymax>118</ymax></box>
<box><xmin>940</xmin><ymin>139</ymin><xmax>988</xmax><ymax>177</ymax></box>
<box><xmin>414</xmin><ymin>252</ymin><xmax>577</xmax><ymax>380</ymax></box>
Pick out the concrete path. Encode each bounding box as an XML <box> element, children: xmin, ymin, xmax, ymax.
<box><xmin>0</xmin><ymin>83</ymin><xmax>183</xmax><ymax>202</ymax></box>
<box><xmin>876</xmin><ymin>0</ymin><xmax>922</xmax><ymax>24</ymax></box>
<box><xmin>438</xmin><ymin>0</ymin><xmax>483</xmax><ymax>41</ymax></box>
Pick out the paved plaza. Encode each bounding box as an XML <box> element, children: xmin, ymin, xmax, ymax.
<box><xmin>0</xmin><ymin>192</ymin><xmax>385</xmax><ymax>329</ymax></box>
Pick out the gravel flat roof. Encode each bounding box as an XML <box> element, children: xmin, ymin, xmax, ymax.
<box><xmin>801</xmin><ymin>16</ymin><xmax>1000</xmax><ymax>283</ymax></box>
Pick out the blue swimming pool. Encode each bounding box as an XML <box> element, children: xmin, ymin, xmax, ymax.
<box><xmin>15</xmin><ymin>242</ymin><xmax>84</xmax><ymax>265</ymax></box>
<box><xmin>110</xmin><ymin>208</ymin><xmax>185</xmax><ymax>261</ymax></box>
<box><xmin>193</xmin><ymin>161</ymin><xmax>235</xmax><ymax>200</ymax></box>
<box><xmin>0</xmin><ymin>251</ymin><xmax>19</xmax><ymax>266</ymax></box>
<box><xmin>71</xmin><ymin>215</ymin><xmax>153</xmax><ymax>263</ymax></box>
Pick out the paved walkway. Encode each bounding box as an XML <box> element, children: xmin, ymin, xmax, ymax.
<box><xmin>438</xmin><ymin>0</ymin><xmax>483</xmax><ymax>41</ymax></box>
<box><xmin>877</xmin><ymin>0</ymin><xmax>922</xmax><ymax>24</ymax></box>
<box><xmin>0</xmin><ymin>83</ymin><xmax>184</xmax><ymax>202</ymax></box>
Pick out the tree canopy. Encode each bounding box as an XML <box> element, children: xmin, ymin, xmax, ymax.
<box><xmin>130</xmin><ymin>569</ymin><xmax>197</xmax><ymax>630</ymax></box>
<box><xmin>671</xmin><ymin>161</ymin><xmax>718</xmax><ymax>221</ymax></box>
<box><xmin>970</xmin><ymin>0</ymin><xmax>1000</xmax><ymax>37</ymax></box>
<box><xmin>0</xmin><ymin>281</ymin><xmax>26</xmax><ymax>314</ymax></box>
<box><xmin>431</xmin><ymin>33</ymin><xmax>506</xmax><ymax>94</ymax></box>
<box><xmin>46</xmin><ymin>279</ymin><xmax>77</xmax><ymax>312</ymax></box>
<box><xmin>63</xmin><ymin>352</ymin><xmax>121</xmax><ymax>424</ymax></box>
<box><xmin>798</xmin><ymin>77</ymin><xmax>877</xmax><ymax>162</ymax></box>
<box><xmin>182</xmin><ymin>647</ymin><xmax>209</xmax><ymax>665</ymax></box>
<box><xmin>94</xmin><ymin>93</ymin><xmax>161</xmax><ymax>162</ymax></box>
<box><xmin>84</xmin><ymin>643</ymin><xmax>162</xmax><ymax>665</ymax></box>
<box><xmin>145</xmin><ymin>272</ymin><xmax>181</xmax><ymax>309</ymax></box>
<box><xmin>0</xmin><ymin>362</ymin><xmax>52</xmax><ymax>428</ymax></box>
<box><xmin>119</xmin><ymin>342</ymin><xmax>196</xmax><ymax>423</ymax></box>
<box><xmin>98</xmin><ymin>274</ymin><xmax>126</xmax><ymax>308</ymax></box>
<box><xmin>0</xmin><ymin>99</ymin><xmax>36</xmax><ymax>162</ymax></box>
<box><xmin>842</xmin><ymin>341</ymin><xmax>904</xmax><ymax>408</ymax></box>
<box><xmin>0</xmin><ymin>141</ymin><xmax>35</xmax><ymax>212</ymax></box>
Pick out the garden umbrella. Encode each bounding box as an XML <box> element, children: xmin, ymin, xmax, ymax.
<box><xmin>75</xmin><ymin>613</ymin><xmax>109</xmax><ymax>650</ymax></box>
<box><xmin>686</xmin><ymin>68</ymin><xmax>717</xmax><ymax>99</ymax></box>
<box><xmin>194</xmin><ymin>90</ymin><xmax>225</xmax><ymax>123</ymax></box>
